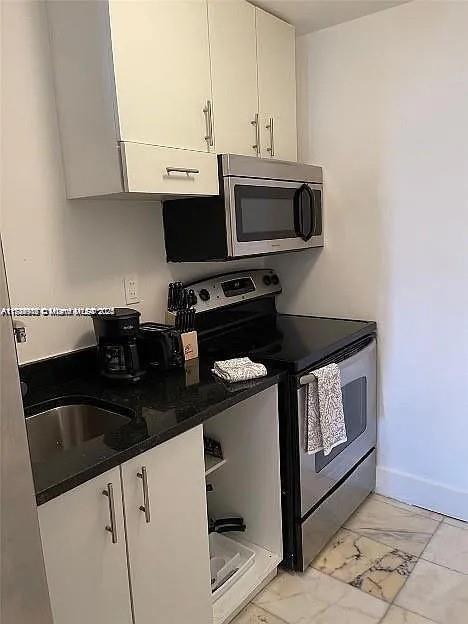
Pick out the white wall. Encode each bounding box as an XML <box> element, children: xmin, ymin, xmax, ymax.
<box><xmin>272</xmin><ymin>0</ymin><xmax>468</xmax><ymax>519</ymax></box>
<box><xmin>0</xmin><ymin>0</ymin><xmax>264</xmax><ymax>364</ymax></box>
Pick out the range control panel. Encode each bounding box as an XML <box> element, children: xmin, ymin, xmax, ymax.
<box><xmin>186</xmin><ymin>269</ymin><xmax>281</xmax><ymax>314</ymax></box>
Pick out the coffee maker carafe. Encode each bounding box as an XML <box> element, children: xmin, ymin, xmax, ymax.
<box><xmin>92</xmin><ymin>308</ymin><xmax>145</xmax><ymax>382</ymax></box>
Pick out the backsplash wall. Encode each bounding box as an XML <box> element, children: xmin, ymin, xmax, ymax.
<box><xmin>1</xmin><ymin>1</ymin><xmax>264</xmax><ymax>364</ymax></box>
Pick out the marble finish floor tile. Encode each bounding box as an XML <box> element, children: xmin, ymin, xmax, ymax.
<box><xmin>231</xmin><ymin>604</ymin><xmax>287</xmax><ymax>624</ymax></box>
<box><xmin>312</xmin><ymin>528</ymin><xmax>417</xmax><ymax>602</ymax></box>
<box><xmin>345</xmin><ymin>495</ymin><xmax>440</xmax><ymax>556</ymax></box>
<box><xmin>372</xmin><ymin>494</ymin><xmax>443</xmax><ymax>522</ymax></box>
<box><xmin>443</xmin><ymin>516</ymin><xmax>468</xmax><ymax>531</ymax></box>
<box><xmin>421</xmin><ymin>522</ymin><xmax>468</xmax><ymax>574</ymax></box>
<box><xmin>380</xmin><ymin>605</ymin><xmax>438</xmax><ymax>623</ymax></box>
<box><xmin>253</xmin><ymin>567</ymin><xmax>387</xmax><ymax>624</ymax></box>
<box><xmin>395</xmin><ymin>559</ymin><xmax>468</xmax><ymax>624</ymax></box>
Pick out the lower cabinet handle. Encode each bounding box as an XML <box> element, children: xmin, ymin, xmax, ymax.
<box><xmin>266</xmin><ymin>116</ymin><xmax>275</xmax><ymax>157</ymax></box>
<box><xmin>166</xmin><ymin>167</ymin><xmax>200</xmax><ymax>176</ymax></box>
<box><xmin>137</xmin><ymin>467</ymin><xmax>151</xmax><ymax>524</ymax></box>
<box><xmin>102</xmin><ymin>483</ymin><xmax>118</xmax><ymax>544</ymax></box>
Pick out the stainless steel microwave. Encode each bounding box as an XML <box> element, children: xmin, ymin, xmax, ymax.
<box><xmin>162</xmin><ymin>154</ymin><xmax>324</xmax><ymax>261</ymax></box>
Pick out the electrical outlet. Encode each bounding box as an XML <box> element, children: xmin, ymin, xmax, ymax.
<box><xmin>124</xmin><ymin>274</ymin><xmax>139</xmax><ymax>304</ymax></box>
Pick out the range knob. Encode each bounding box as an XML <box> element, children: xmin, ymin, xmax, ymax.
<box><xmin>199</xmin><ymin>288</ymin><xmax>210</xmax><ymax>302</ymax></box>
<box><xmin>271</xmin><ymin>274</ymin><xmax>279</xmax><ymax>285</ymax></box>
<box><xmin>263</xmin><ymin>275</ymin><xmax>272</xmax><ymax>286</ymax></box>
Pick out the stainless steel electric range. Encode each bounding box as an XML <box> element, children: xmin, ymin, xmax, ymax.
<box><xmin>189</xmin><ymin>268</ymin><xmax>377</xmax><ymax>572</ymax></box>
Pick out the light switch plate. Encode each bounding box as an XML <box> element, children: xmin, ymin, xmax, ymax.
<box><xmin>124</xmin><ymin>274</ymin><xmax>139</xmax><ymax>304</ymax></box>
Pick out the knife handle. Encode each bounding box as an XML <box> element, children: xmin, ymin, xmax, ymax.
<box><xmin>188</xmin><ymin>289</ymin><xmax>196</xmax><ymax>307</ymax></box>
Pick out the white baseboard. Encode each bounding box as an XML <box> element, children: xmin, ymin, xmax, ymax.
<box><xmin>376</xmin><ymin>465</ymin><xmax>468</xmax><ymax>521</ymax></box>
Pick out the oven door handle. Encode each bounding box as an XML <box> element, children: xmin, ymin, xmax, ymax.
<box><xmin>299</xmin><ymin>371</ymin><xmax>317</xmax><ymax>386</ymax></box>
<box><xmin>293</xmin><ymin>184</ymin><xmax>315</xmax><ymax>242</ymax></box>
<box><xmin>298</xmin><ymin>338</ymin><xmax>376</xmax><ymax>386</ymax></box>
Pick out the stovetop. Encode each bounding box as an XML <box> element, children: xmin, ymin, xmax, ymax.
<box><xmin>189</xmin><ymin>269</ymin><xmax>376</xmax><ymax>373</ymax></box>
<box><xmin>199</xmin><ymin>312</ymin><xmax>376</xmax><ymax>374</ymax></box>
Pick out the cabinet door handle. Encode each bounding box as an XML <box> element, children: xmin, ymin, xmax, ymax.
<box><xmin>251</xmin><ymin>113</ymin><xmax>260</xmax><ymax>156</ymax></box>
<box><xmin>203</xmin><ymin>99</ymin><xmax>214</xmax><ymax>149</ymax></box>
<box><xmin>137</xmin><ymin>467</ymin><xmax>151</xmax><ymax>524</ymax></box>
<box><xmin>166</xmin><ymin>167</ymin><xmax>200</xmax><ymax>176</ymax></box>
<box><xmin>102</xmin><ymin>483</ymin><xmax>118</xmax><ymax>544</ymax></box>
<box><xmin>266</xmin><ymin>116</ymin><xmax>275</xmax><ymax>157</ymax></box>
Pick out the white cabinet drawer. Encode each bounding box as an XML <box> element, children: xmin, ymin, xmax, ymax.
<box><xmin>121</xmin><ymin>142</ymin><xmax>219</xmax><ymax>196</ymax></box>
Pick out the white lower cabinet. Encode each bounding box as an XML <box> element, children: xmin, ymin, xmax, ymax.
<box><xmin>121</xmin><ymin>427</ymin><xmax>213</xmax><ymax>624</ymax></box>
<box><xmin>38</xmin><ymin>467</ymin><xmax>132</xmax><ymax>624</ymax></box>
<box><xmin>38</xmin><ymin>392</ymin><xmax>282</xmax><ymax>624</ymax></box>
<box><xmin>38</xmin><ymin>426</ymin><xmax>212</xmax><ymax>624</ymax></box>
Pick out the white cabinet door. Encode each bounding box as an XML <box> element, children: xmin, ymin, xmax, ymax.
<box><xmin>38</xmin><ymin>468</ymin><xmax>132</xmax><ymax>624</ymax></box>
<box><xmin>109</xmin><ymin>0</ymin><xmax>213</xmax><ymax>152</ymax></box>
<box><xmin>256</xmin><ymin>8</ymin><xmax>297</xmax><ymax>161</ymax></box>
<box><xmin>122</xmin><ymin>426</ymin><xmax>212</xmax><ymax>624</ymax></box>
<box><xmin>208</xmin><ymin>0</ymin><xmax>259</xmax><ymax>156</ymax></box>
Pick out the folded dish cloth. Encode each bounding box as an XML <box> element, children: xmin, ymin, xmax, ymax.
<box><xmin>305</xmin><ymin>363</ymin><xmax>347</xmax><ymax>456</ymax></box>
<box><xmin>212</xmin><ymin>357</ymin><xmax>267</xmax><ymax>383</ymax></box>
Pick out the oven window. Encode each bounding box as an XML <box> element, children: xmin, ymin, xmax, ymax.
<box><xmin>315</xmin><ymin>377</ymin><xmax>367</xmax><ymax>472</ymax></box>
<box><xmin>234</xmin><ymin>185</ymin><xmax>297</xmax><ymax>241</ymax></box>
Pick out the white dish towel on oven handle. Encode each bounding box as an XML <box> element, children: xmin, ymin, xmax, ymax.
<box><xmin>305</xmin><ymin>363</ymin><xmax>347</xmax><ymax>455</ymax></box>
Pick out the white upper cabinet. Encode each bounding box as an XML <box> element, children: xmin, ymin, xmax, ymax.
<box><xmin>207</xmin><ymin>1</ymin><xmax>297</xmax><ymax>161</ymax></box>
<box><xmin>47</xmin><ymin>0</ymin><xmax>218</xmax><ymax>198</ymax></box>
<box><xmin>256</xmin><ymin>8</ymin><xmax>297</xmax><ymax>162</ymax></box>
<box><xmin>109</xmin><ymin>0</ymin><xmax>213</xmax><ymax>152</ymax></box>
<box><xmin>47</xmin><ymin>0</ymin><xmax>297</xmax><ymax>199</ymax></box>
<box><xmin>208</xmin><ymin>0</ymin><xmax>259</xmax><ymax>156</ymax></box>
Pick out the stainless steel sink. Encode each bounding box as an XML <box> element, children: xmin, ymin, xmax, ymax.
<box><xmin>26</xmin><ymin>404</ymin><xmax>131</xmax><ymax>463</ymax></box>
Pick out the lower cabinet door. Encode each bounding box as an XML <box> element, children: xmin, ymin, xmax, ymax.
<box><xmin>38</xmin><ymin>468</ymin><xmax>132</xmax><ymax>624</ymax></box>
<box><xmin>121</xmin><ymin>426</ymin><xmax>212</xmax><ymax>624</ymax></box>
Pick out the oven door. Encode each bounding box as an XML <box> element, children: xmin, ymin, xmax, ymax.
<box><xmin>297</xmin><ymin>338</ymin><xmax>377</xmax><ymax>517</ymax></box>
<box><xmin>225</xmin><ymin>177</ymin><xmax>323</xmax><ymax>258</ymax></box>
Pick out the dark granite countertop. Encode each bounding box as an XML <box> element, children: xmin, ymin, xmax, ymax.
<box><xmin>21</xmin><ymin>352</ymin><xmax>283</xmax><ymax>506</ymax></box>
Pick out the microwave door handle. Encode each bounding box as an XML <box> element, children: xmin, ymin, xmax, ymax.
<box><xmin>310</xmin><ymin>187</ymin><xmax>318</xmax><ymax>237</ymax></box>
<box><xmin>293</xmin><ymin>186</ymin><xmax>303</xmax><ymax>238</ymax></box>
<box><xmin>294</xmin><ymin>184</ymin><xmax>314</xmax><ymax>241</ymax></box>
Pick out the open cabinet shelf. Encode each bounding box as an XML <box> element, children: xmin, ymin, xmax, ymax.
<box><xmin>203</xmin><ymin>386</ymin><xmax>282</xmax><ymax>624</ymax></box>
<box><xmin>205</xmin><ymin>454</ymin><xmax>227</xmax><ymax>477</ymax></box>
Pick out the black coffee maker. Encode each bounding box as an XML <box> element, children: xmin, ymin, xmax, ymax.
<box><xmin>92</xmin><ymin>308</ymin><xmax>145</xmax><ymax>382</ymax></box>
